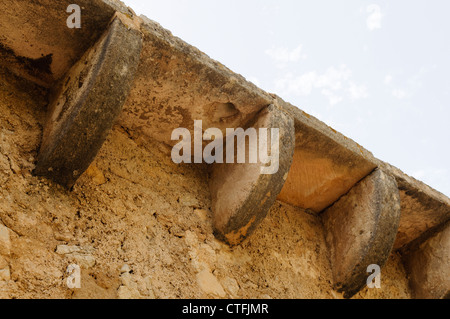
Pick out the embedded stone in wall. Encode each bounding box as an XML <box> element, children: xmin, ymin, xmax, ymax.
<box><xmin>0</xmin><ymin>224</ymin><xmax>11</xmax><ymax>256</ymax></box>
<box><xmin>0</xmin><ymin>266</ymin><xmax>10</xmax><ymax>282</ymax></box>
<box><xmin>0</xmin><ymin>256</ymin><xmax>10</xmax><ymax>282</ymax></box>
<box><xmin>322</xmin><ymin>169</ymin><xmax>401</xmax><ymax>298</ymax></box>
<box><xmin>196</xmin><ymin>269</ymin><xmax>226</xmax><ymax>298</ymax></box>
<box><xmin>56</xmin><ymin>245</ymin><xmax>96</xmax><ymax>269</ymax></box>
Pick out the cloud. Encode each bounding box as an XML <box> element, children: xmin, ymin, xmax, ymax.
<box><xmin>321</xmin><ymin>89</ymin><xmax>344</xmax><ymax>106</ymax></box>
<box><xmin>348</xmin><ymin>82</ymin><xmax>369</xmax><ymax>100</ymax></box>
<box><xmin>384</xmin><ymin>74</ymin><xmax>393</xmax><ymax>85</ymax></box>
<box><xmin>273</xmin><ymin>65</ymin><xmax>368</xmax><ymax>106</ymax></box>
<box><xmin>386</xmin><ymin>66</ymin><xmax>434</xmax><ymax>100</ymax></box>
<box><xmin>366</xmin><ymin>4</ymin><xmax>383</xmax><ymax>31</ymax></box>
<box><xmin>265</xmin><ymin>45</ymin><xmax>307</xmax><ymax>66</ymax></box>
<box><xmin>392</xmin><ymin>89</ymin><xmax>408</xmax><ymax>99</ymax></box>
<box><xmin>384</xmin><ymin>73</ymin><xmax>410</xmax><ymax>99</ymax></box>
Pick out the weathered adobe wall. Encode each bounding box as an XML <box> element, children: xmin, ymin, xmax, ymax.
<box><xmin>0</xmin><ymin>68</ymin><xmax>412</xmax><ymax>299</ymax></box>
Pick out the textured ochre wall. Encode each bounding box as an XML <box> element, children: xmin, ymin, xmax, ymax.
<box><xmin>0</xmin><ymin>68</ymin><xmax>411</xmax><ymax>299</ymax></box>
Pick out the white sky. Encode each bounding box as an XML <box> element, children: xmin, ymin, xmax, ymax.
<box><xmin>124</xmin><ymin>0</ymin><xmax>450</xmax><ymax>197</ymax></box>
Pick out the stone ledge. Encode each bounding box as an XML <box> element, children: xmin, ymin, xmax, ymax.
<box><xmin>275</xmin><ymin>96</ymin><xmax>378</xmax><ymax>213</ymax></box>
<box><xmin>379</xmin><ymin>162</ymin><xmax>450</xmax><ymax>250</ymax></box>
<box><xmin>0</xmin><ymin>0</ymin><xmax>117</xmax><ymax>87</ymax></box>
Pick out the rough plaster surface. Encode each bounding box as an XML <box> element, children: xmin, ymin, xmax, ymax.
<box><xmin>0</xmin><ymin>69</ymin><xmax>412</xmax><ymax>299</ymax></box>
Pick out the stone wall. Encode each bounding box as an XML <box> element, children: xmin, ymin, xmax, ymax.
<box><xmin>0</xmin><ymin>68</ymin><xmax>412</xmax><ymax>299</ymax></box>
<box><xmin>1</xmin><ymin>0</ymin><xmax>448</xmax><ymax>299</ymax></box>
